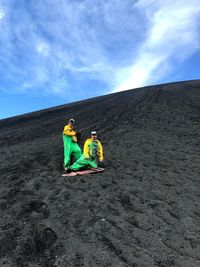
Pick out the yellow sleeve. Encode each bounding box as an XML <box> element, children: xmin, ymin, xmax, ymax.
<box><xmin>63</xmin><ymin>125</ymin><xmax>76</xmax><ymax>136</ymax></box>
<box><xmin>83</xmin><ymin>139</ymin><xmax>90</xmax><ymax>157</ymax></box>
<box><xmin>98</xmin><ymin>141</ymin><xmax>104</xmax><ymax>161</ymax></box>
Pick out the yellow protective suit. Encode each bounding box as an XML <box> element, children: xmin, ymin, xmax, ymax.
<box><xmin>83</xmin><ymin>138</ymin><xmax>104</xmax><ymax>161</ymax></box>
<box><xmin>69</xmin><ymin>138</ymin><xmax>103</xmax><ymax>171</ymax></box>
<box><xmin>63</xmin><ymin>124</ymin><xmax>82</xmax><ymax>168</ymax></box>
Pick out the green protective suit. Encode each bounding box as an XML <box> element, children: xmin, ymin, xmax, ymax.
<box><xmin>70</xmin><ymin>139</ymin><xmax>99</xmax><ymax>171</ymax></box>
<box><xmin>63</xmin><ymin>134</ymin><xmax>82</xmax><ymax>168</ymax></box>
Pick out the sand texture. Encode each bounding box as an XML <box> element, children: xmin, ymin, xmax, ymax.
<box><xmin>0</xmin><ymin>80</ymin><xmax>200</xmax><ymax>266</ymax></box>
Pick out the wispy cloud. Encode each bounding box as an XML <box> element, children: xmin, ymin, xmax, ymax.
<box><xmin>113</xmin><ymin>0</ymin><xmax>200</xmax><ymax>92</ymax></box>
<box><xmin>0</xmin><ymin>0</ymin><xmax>199</xmax><ymax>99</ymax></box>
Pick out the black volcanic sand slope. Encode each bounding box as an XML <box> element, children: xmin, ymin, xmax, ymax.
<box><xmin>1</xmin><ymin>80</ymin><xmax>200</xmax><ymax>267</ymax></box>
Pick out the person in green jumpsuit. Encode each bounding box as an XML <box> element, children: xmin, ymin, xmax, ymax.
<box><xmin>63</xmin><ymin>118</ymin><xmax>82</xmax><ymax>169</ymax></box>
<box><xmin>66</xmin><ymin>131</ymin><xmax>103</xmax><ymax>172</ymax></box>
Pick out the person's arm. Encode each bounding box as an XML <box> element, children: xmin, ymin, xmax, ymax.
<box><xmin>83</xmin><ymin>139</ymin><xmax>90</xmax><ymax>158</ymax></box>
<box><xmin>98</xmin><ymin>141</ymin><xmax>104</xmax><ymax>161</ymax></box>
<box><xmin>63</xmin><ymin>125</ymin><xmax>76</xmax><ymax>136</ymax></box>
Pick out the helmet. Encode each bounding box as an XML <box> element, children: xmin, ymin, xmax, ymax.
<box><xmin>69</xmin><ymin>118</ymin><xmax>75</xmax><ymax>123</ymax></box>
<box><xmin>91</xmin><ymin>131</ymin><xmax>97</xmax><ymax>135</ymax></box>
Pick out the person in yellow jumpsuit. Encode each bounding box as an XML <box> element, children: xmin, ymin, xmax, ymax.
<box><xmin>63</xmin><ymin>118</ymin><xmax>82</xmax><ymax>169</ymax></box>
<box><xmin>66</xmin><ymin>131</ymin><xmax>103</xmax><ymax>172</ymax></box>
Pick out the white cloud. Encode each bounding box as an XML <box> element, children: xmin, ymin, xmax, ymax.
<box><xmin>36</xmin><ymin>41</ymin><xmax>50</xmax><ymax>57</ymax></box>
<box><xmin>0</xmin><ymin>9</ymin><xmax>5</xmax><ymax>20</ymax></box>
<box><xmin>114</xmin><ymin>54</ymin><xmax>166</xmax><ymax>91</ymax></box>
<box><xmin>112</xmin><ymin>0</ymin><xmax>200</xmax><ymax>92</ymax></box>
<box><xmin>0</xmin><ymin>0</ymin><xmax>144</xmax><ymax>96</ymax></box>
<box><xmin>0</xmin><ymin>0</ymin><xmax>200</xmax><ymax>98</ymax></box>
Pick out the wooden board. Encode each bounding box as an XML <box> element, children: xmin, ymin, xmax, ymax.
<box><xmin>62</xmin><ymin>168</ymin><xmax>105</xmax><ymax>177</ymax></box>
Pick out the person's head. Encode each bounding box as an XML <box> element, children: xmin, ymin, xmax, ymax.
<box><xmin>69</xmin><ymin>118</ymin><xmax>75</xmax><ymax>126</ymax></box>
<box><xmin>91</xmin><ymin>131</ymin><xmax>97</xmax><ymax>140</ymax></box>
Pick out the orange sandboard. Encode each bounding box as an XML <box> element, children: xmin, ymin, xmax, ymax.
<box><xmin>62</xmin><ymin>167</ymin><xmax>105</xmax><ymax>177</ymax></box>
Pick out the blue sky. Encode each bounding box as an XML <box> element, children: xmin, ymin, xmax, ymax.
<box><xmin>0</xmin><ymin>0</ymin><xmax>200</xmax><ymax>119</ymax></box>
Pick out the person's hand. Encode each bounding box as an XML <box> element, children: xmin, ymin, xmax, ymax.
<box><xmin>72</xmin><ymin>136</ymin><xmax>77</xmax><ymax>143</ymax></box>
